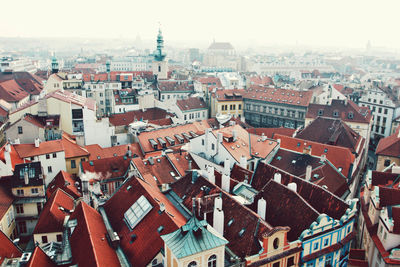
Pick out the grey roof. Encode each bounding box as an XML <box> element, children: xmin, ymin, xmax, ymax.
<box><xmin>161</xmin><ymin>216</ymin><xmax>228</xmax><ymax>259</ymax></box>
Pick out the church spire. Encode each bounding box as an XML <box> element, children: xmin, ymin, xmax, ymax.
<box><xmin>154</xmin><ymin>26</ymin><xmax>166</xmax><ymax>62</ymax></box>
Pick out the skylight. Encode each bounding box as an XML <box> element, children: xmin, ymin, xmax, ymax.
<box><xmin>124</xmin><ymin>195</ymin><xmax>152</xmax><ymax>230</ymax></box>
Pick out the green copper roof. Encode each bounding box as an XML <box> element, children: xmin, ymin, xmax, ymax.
<box><xmin>161</xmin><ymin>216</ymin><xmax>228</xmax><ymax>259</ymax></box>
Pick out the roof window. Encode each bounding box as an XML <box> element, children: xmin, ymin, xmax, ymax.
<box><xmin>124</xmin><ymin>195</ymin><xmax>152</xmax><ymax>230</ymax></box>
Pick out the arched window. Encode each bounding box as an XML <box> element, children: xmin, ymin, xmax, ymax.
<box><xmin>208</xmin><ymin>254</ymin><xmax>217</xmax><ymax>267</ymax></box>
<box><xmin>273</xmin><ymin>238</ymin><xmax>279</xmax><ymax>249</ymax></box>
<box><xmin>188</xmin><ymin>261</ymin><xmax>197</xmax><ymax>267</ymax></box>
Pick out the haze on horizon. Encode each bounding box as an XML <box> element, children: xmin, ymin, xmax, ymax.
<box><xmin>1</xmin><ymin>0</ymin><xmax>400</xmax><ymax>50</ymax></box>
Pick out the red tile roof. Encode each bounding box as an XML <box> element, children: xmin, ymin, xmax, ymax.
<box><xmin>137</xmin><ymin>120</ymin><xmax>211</xmax><ymax>154</ymax></box>
<box><xmin>85</xmin><ymin>143</ymin><xmax>143</xmax><ymax>161</ymax></box>
<box><xmin>0</xmin><ymin>79</ymin><xmax>29</xmax><ymax>102</ymax></box>
<box><xmin>247</xmin><ymin>127</ymin><xmax>296</xmax><ymax>139</ymax></box>
<box><xmin>27</xmin><ymin>246</ymin><xmax>57</xmax><ymax>267</ymax></box>
<box><xmin>243</xmin><ymin>87</ymin><xmax>313</xmax><ymax>107</ymax></box>
<box><xmin>46</xmin><ymin>171</ymin><xmax>81</xmax><ymax>199</ymax></box>
<box><xmin>61</xmin><ymin>135</ymin><xmax>89</xmax><ymax>159</ymax></box>
<box><xmin>195</xmin><ymin>77</ymin><xmax>223</xmax><ymax>88</ymax></box>
<box><xmin>176</xmin><ymin>97</ymin><xmax>207</xmax><ymax>111</ymax></box>
<box><xmin>33</xmin><ymin>188</ymin><xmax>75</xmax><ymax>234</ymax></box>
<box><xmin>274</xmin><ymin>134</ymin><xmax>355</xmax><ymax>177</ymax></box>
<box><xmin>109</xmin><ymin>108</ymin><xmax>172</xmax><ymax>127</ymax></box>
<box><xmin>248</xmin><ymin>75</ymin><xmax>274</xmax><ymax>86</ymax></box>
<box><xmin>69</xmin><ymin>202</ymin><xmax>120</xmax><ymax>267</ymax></box>
<box><xmin>212</xmin><ymin>124</ymin><xmax>279</xmax><ymax>162</ymax></box>
<box><xmin>0</xmin><ymin>71</ymin><xmax>43</xmax><ymax>96</ymax></box>
<box><xmin>0</xmin><ymin>230</ymin><xmax>22</xmax><ymax>265</ymax></box>
<box><xmin>0</xmin><ymin>143</ymin><xmax>25</xmax><ymax>171</ymax></box>
<box><xmin>165</xmin><ymin>151</ymin><xmax>194</xmax><ymax>177</ymax></box>
<box><xmin>81</xmin><ymin>156</ymin><xmax>132</xmax><ymax>181</ymax></box>
<box><xmin>132</xmin><ymin>156</ymin><xmax>179</xmax><ymax>185</ymax></box>
<box><xmin>306</xmin><ymin>99</ymin><xmax>372</xmax><ymax>124</ymax></box>
<box><xmin>21</xmin><ymin>114</ymin><xmax>60</xmax><ymax>129</ymax></box>
<box><xmin>46</xmin><ymin>90</ymin><xmax>96</xmax><ymax>111</ymax></box>
<box><xmin>103</xmin><ymin>177</ymin><xmax>186</xmax><ymax>266</ymax></box>
<box><xmin>0</xmin><ymin>184</ymin><xmax>14</xmax><ymax>223</ymax></box>
<box><xmin>212</xmin><ymin>89</ymin><xmax>245</xmax><ymax>101</ymax></box>
<box><xmin>13</xmin><ymin>140</ymin><xmax>64</xmax><ymax>158</ymax></box>
<box><xmin>296</xmin><ymin>117</ymin><xmax>363</xmax><ymax>153</ymax></box>
<box><xmin>82</xmin><ymin>71</ymin><xmax>154</xmax><ymax>82</ymax></box>
<box><xmin>157</xmin><ymin>80</ymin><xmax>194</xmax><ymax>92</ymax></box>
<box><xmin>376</xmin><ymin>126</ymin><xmax>400</xmax><ymax>157</ymax></box>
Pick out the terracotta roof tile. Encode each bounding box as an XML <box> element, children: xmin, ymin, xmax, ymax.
<box><xmin>81</xmin><ymin>156</ymin><xmax>131</xmax><ymax>181</ymax></box>
<box><xmin>376</xmin><ymin>126</ymin><xmax>400</xmax><ymax>157</ymax></box>
<box><xmin>69</xmin><ymin>202</ymin><xmax>120</xmax><ymax>266</ymax></box>
<box><xmin>109</xmin><ymin>108</ymin><xmax>173</xmax><ymax>127</ymax></box>
<box><xmin>195</xmin><ymin>77</ymin><xmax>222</xmax><ymax>88</ymax></box>
<box><xmin>0</xmin><ymin>184</ymin><xmax>14</xmax><ymax>222</ymax></box>
<box><xmin>61</xmin><ymin>136</ymin><xmax>89</xmax><ymax>159</ymax></box>
<box><xmin>243</xmin><ymin>87</ymin><xmax>313</xmax><ymax>107</ymax></box>
<box><xmin>33</xmin><ymin>188</ymin><xmax>75</xmax><ymax>234</ymax></box>
<box><xmin>27</xmin><ymin>246</ymin><xmax>57</xmax><ymax>267</ymax></box>
<box><xmin>0</xmin><ymin>143</ymin><xmax>25</xmax><ymax>171</ymax></box>
<box><xmin>0</xmin><ymin>80</ymin><xmax>29</xmax><ymax>102</ymax></box>
<box><xmin>103</xmin><ymin>177</ymin><xmax>186</xmax><ymax>266</ymax></box>
<box><xmin>247</xmin><ymin>127</ymin><xmax>296</xmax><ymax>139</ymax></box>
<box><xmin>176</xmin><ymin>97</ymin><xmax>206</xmax><ymax>111</ymax></box>
<box><xmin>13</xmin><ymin>140</ymin><xmax>64</xmax><ymax>158</ymax></box>
<box><xmin>0</xmin><ymin>230</ymin><xmax>22</xmax><ymax>264</ymax></box>
<box><xmin>46</xmin><ymin>171</ymin><xmax>81</xmax><ymax>199</ymax></box>
<box><xmin>45</xmin><ymin>89</ymin><xmax>96</xmax><ymax>111</ymax></box>
<box><xmin>157</xmin><ymin>80</ymin><xmax>194</xmax><ymax>92</ymax></box>
<box><xmin>85</xmin><ymin>143</ymin><xmax>143</xmax><ymax>161</ymax></box>
<box><xmin>212</xmin><ymin>89</ymin><xmax>245</xmax><ymax>101</ymax></box>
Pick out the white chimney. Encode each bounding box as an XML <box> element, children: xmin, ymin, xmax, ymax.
<box><xmin>257</xmin><ymin>197</ymin><xmax>267</xmax><ymax>220</ymax></box>
<box><xmin>288</xmin><ymin>182</ymin><xmax>297</xmax><ymax>192</ymax></box>
<box><xmin>34</xmin><ymin>138</ymin><xmax>40</xmax><ymax>148</ymax></box>
<box><xmin>216</xmin><ymin>132</ymin><xmax>223</xmax><ymax>155</ymax></box>
<box><xmin>14</xmin><ymin>138</ymin><xmax>20</xmax><ymax>144</ymax></box>
<box><xmin>221</xmin><ymin>174</ymin><xmax>230</xmax><ymax>193</ymax></box>
<box><xmin>392</xmin><ymin>166</ymin><xmax>400</xmax><ymax>174</ymax></box>
<box><xmin>4</xmin><ymin>149</ymin><xmax>12</xmax><ymax>174</ymax></box>
<box><xmin>232</xmin><ymin>130</ymin><xmax>237</xmax><ymax>142</ymax></box>
<box><xmin>207</xmin><ymin>166</ymin><xmax>215</xmax><ymax>184</ymax></box>
<box><xmin>306</xmin><ymin>165</ymin><xmax>312</xmax><ymax>181</ymax></box>
<box><xmin>159</xmin><ymin>203</ymin><xmax>165</xmax><ymax>213</ymax></box>
<box><xmin>5</xmin><ymin>143</ymin><xmax>11</xmax><ymax>152</ymax></box>
<box><xmin>320</xmin><ymin>154</ymin><xmax>326</xmax><ymax>162</ymax></box>
<box><xmin>274</xmin><ymin>172</ymin><xmax>282</xmax><ymax>184</ymax></box>
<box><xmin>24</xmin><ymin>172</ymin><xmax>29</xmax><ymax>185</ymax></box>
<box><xmin>213</xmin><ymin>196</ymin><xmax>224</xmax><ymax>236</ymax></box>
<box><xmin>224</xmin><ymin>158</ymin><xmax>230</xmax><ymax>176</ymax></box>
<box><xmin>240</xmin><ymin>155</ymin><xmax>247</xmax><ymax>169</ymax></box>
<box><xmin>205</xmin><ymin>128</ymin><xmax>211</xmax><ymax>151</ymax></box>
<box><xmin>277</xmin><ymin>139</ymin><xmax>281</xmax><ymax>144</ymax></box>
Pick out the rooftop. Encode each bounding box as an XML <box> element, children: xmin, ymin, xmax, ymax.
<box><xmin>243</xmin><ymin>87</ymin><xmax>313</xmax><ymax>107</ymax></box>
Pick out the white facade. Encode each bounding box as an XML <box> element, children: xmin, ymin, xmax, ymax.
<box><xmin>82</xmin><ymin>117</ymin><xmax>115</xmax><ymax>148</ymax></box>
<box><xmin>84</xmin><ymin>82</ymin><xmax>120</xmax><ymax>116</ymax></box>
<box><xmin>25</xmin><ymin>151</ymin><xmax>66</xmax><ymax>185</ymax></box>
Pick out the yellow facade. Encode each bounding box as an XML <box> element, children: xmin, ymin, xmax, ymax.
<box><xmin>0</xmin><ymin>205</ymin><xmax>16</xmax><ymax>239</ymax></box>
<box><xmin>33</xmin><ymin>232</ymin><xmax>63</xmax><ymax>246</ymax></box>
<box><xmin>211</xmin><ymin>97</ymin><xmax>243</xmax><ymax>118</ymax></box>
<box><xmin>66</xmin><ymin>156</ymin><xmax>89</xmax><ymax>176</ymax></box>
<box><xmin>12</xmin><ymin>185</ymin><xmax>45</xmax><ymax>198</ymax></box>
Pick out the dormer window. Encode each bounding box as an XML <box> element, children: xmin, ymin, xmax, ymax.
<box><xmin>348</xmin><ymin>112</ymin><xmax>354</xmax><ymax>119</ymax></box>
<box><xmin>318</xmin><ymin>109</ymin><xmax>324</xmax><ymax>116</ymax></box>
<box><xmin>333</xmin><ymin>110</ymin><xmax>339</xmax><ymax>117</ymax></box>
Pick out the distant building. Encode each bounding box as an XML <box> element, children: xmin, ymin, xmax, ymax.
<box><xmin>173</xmin><ymin>97</ymin><xmax>208</xmax><ymax>123</ymax></box>
<box><xmin>375</xmin><ymin>126</ymin><xmax>400</xmax><ymax>171</ymax></box>
<box><xmin>152</xmin><ymin>28</ymin><xmax>168</xmax><ymax>80</ymax></box>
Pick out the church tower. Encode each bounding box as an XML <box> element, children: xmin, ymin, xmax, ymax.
<box><xmin>152</xmin><ymin>28</ymin><xmax>168</xmax><ymax>80</ymax></box>
<box><xmin>51</xmin><ymin>55</ymin><xmax>59</xmax><ymax>74</ymax></box>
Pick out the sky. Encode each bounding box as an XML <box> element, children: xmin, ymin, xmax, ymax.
<box><xmin>1</xmin><ymin>0</ymin><xmax>400</xmax><ymax>49</ymax></box>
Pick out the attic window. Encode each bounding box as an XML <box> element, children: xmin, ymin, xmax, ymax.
<box><xmin>333</xmin><ymin>110</ymin><xmax>339</xmax><ymax>117</ymax></box>
<box><xmin>297</xmin><ymin>142</ymin><xmax>300</xmax><ymax>147</ymax></box>
<box><xmin>238</xmin><ymin>228</ymin><xmax>246</xmax><ymax>237</ymax></box>
<box><xmin>124</xmin><ymin>195</ymin><xmax>152</xmax><ymax>230</ymax></box>
<box><xmin>228</xmin><ymin>219</ymin><xmax>234</xmax><ymax>227</ymax></box>
<box><xmin>324</xmin><ymin>148</ymin><xmax>328</xmax><ymax>153</ymax></box>
<box><xmin>130</xmin><ymin>234</ymin><xmax>137</xmax><ymax>244</ymax></box>
<box><xmin>170</xmin><ymin>171</ymin><xmax>176</xmax><ymax>177</ymax></box>
<box><xmin>113</xmin><ymin>153</ymin><xmax>117</xmax><ymax>157</ymax></box>
<box><xmin>157</xmin><ymin>226</ymin><xmax>164</xmax><ymax>233</ymax></box>
<box><xmin>348</xmin><ymin>112</ymin><xmax>354</xmax><ymax>119</ymax></box>
<box><xmin>338</xmin><ymin>167</ymin><xmax>343</xmax><ymax>172</ymax></box>
<box><xmin>97</xmin><ymin>156</ymin><xmax>101</xmax><ymax>159</ymax></box>
<box><xmin>277</xmin><ymin>156</ymin><xmax>282</xmax><ymax>161</ymax></box>
<box><xmin>318</xmin><ymin>109</ymin><xmax>324</xmax><ymax>116</ymax></box>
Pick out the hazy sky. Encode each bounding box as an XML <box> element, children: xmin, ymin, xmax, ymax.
<box><xmin>2</xmin><ymin>0</ymin><xmax>400</xmax><ymax>49</ymax></box>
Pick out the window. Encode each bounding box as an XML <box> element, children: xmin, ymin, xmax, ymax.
<box><xmin>41</xmin><ymin>235</ymin><xmax>48</xmax><ymax>244</ymax></box>
<box><xmin>48</xmin><ymin>166</ymin><xmax>52</xmax><ymax>173</ymax></box>
<box><xmin>384</xmin><ymin>232</ymin><xmax>387</xmax><ymax>240</ymax></box>
<box><xmin>101</xmin><ymin>183</ymin><xmax>108</xmax><ymax>193</ymax></box>
<box><xmin>313</xmin><ymin>242</ymin><xmax>319</xmax><ymax>250</ymax></box>
<box><xmin>273</xmin><ymin>238</ymin><xmax>279</xmax><ymax>249</ymax></box>
<box><xmin>31</xmin><ymin>188</ymin><xmax>39</xmax><ymax>194</ymax></box>
<box><xmin>124</xmin><ymin>195</ymin><xmax>152</xmax><ymax>229</ymax></box>
<box><xmin>202</xmin><ymin>139</ymin><xmax>205</xmax><ymax>146</ymax></box>
<box><xmin>188</xmin><ymin>261</ymin><xmax>197</xmax><ymax>267</ymax></box>
<box><xmin>212</xmin><ymin>143</ymin><xmax>215</xmax><ymax>150</ymax></box>
<box><xmin>56</xmin><ymin>234</ymin><xmax>62</xmax><ymax>242</ymax></box>
<box><xmin>208</xmin><ymin>255</ymin><xmax>217</xmax><ymax>267</ymax></box>
<box><xmin>384</xmin><ymin>159</ymin><xmax>391</xmax><ymax>167</ymax></box>
<box><xmin>323</xmin><ymin>238</ymin><xmax>329</xmax><ymax>247</ymax></box>
<box><xmin>287</xmin><ymin>256</ymin><xmax>295</xmax><ymax>266</ymax></box>
<box><xmin>239</xmin><ymin>104</ymin><xmax>242</xmax><ymax>110</ymax></box>
<box><xmin>15</xmin><ymin>204</ymin><xmax>24</xmax><ymax>214</ymax></box>
<box><xmin>18</xmin><ymin>126</ymin><xmax>23</xmax><ymax>134</ymax></box>
<box><xmin>71</xmin><ymin>160</ymin><xmax>76</xmax><ymax>169</ymax></box>
<box><xmin>53</xmin><ymin>153</ymin><xmax>57</xmax><ymax>158</ymax></box>
<box><xmin>16</xmin><ymin>189</ymin><xmax>24</xmax><ymax>196</ymax></box>
<box><xmin>272</xmin><ymin>262</ymin><xmax>280</xmax><ymax>267</ymax></box>
<box><xmin>325</xmin><ymin>255</ymin><xmax>332</xmax><ymax>265</ymax></box>
<box><xmin>37</xmin><ymin>203</ymin><xmax>42</xmax><ymax>214</ymax></box>
<box><xmin>46</xmin><ymin>154</ymin><xmax>50</xmax><ymax>159</ymax></box>
<box><xmin>18</xmin><ymin>221</ymin><xmax>27</xmax><ymax>234</ymax></box>
<box><xmin>384</xmin><ymin>108</ymin><xmax>388</xmax><ymax>115</ymax></box>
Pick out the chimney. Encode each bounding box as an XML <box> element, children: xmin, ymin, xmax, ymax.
<box><xmin>188</xmin><ymin>160</ymin><xmax>192</xmax><ymax>171</ymax></box>
<box><xmin>257</xmin><ymin>197</ymin><xmax>266</xmax><ymax>220</ymax></box>
<box><xmin>34</xmin><ymin>138</ymin><xmax>40</xmax><ymax>148</ymax></box>
<box><xmin>224</xmin><ymin>158</ymin><xmax>230</xmax><ymax>176</ymax></box>
<box><xmin>191</xmin><ymin>170</ymin><xmax>199</xmax><ymax>184</ymax></box>
<box><xmin>288</xmin><ymin>182</ymin><xmax>297</xmax><ymax>192</ymax></box>
<box><xmin>14</xmin><ymin>138</ymin><xmax>20</xmax><ymax>144</ymax></box>
<box><xmin>303</xmin><ymin>144</ymin><xmax>311</xmax><ymax>155</ymax></box>
<box><xmin>277</xmin><ymin>139</ymin><xmax>281</xmax><ymax>144</ymax></box>
<box><xmin>159</xmin><ymin>203</ymin><xmax>165</xmax><ymax>213</ymax></box>
<box><xmin>205</xmin><ymin>128</ymin><xmax>211</xmax><ymax>151</ymax></box>
<box><xmin>213</xmin><ymin>195</ymin><xmax>224</xmax><ymax>236</ymax></box>
<box><xmin>217</xmin><ymin>132</ymin><xmax>223</xmax><ymax>154</ymax></box>
<box><xmin>221</xmin><ymin>174</ymin><xmax>230</xmax><ymax>193</ymax></box>
<box><xmin>5</xmin><ymin>143</ymin><xmax>11</xmax><ymax>152</ymax></box>
<box><xmin>232</xmin><ymin>130</ymin><xmax>237</xmax><ymax>142</ymax></box>
<box><xmin>274</xmin><ymin>172</ymin><xmax>281</xmax><ymax>183</ymax></box>
<box><xmin>127</xmin><ymin>146</ymin><xmax>132</xmax><ymax>158</ymax></box>
<box><xmin>261</xmin><ymin>133</ymin><xmax>267</xmax><ymax>141</ymax></box>
<box><xmin>306</xmin><ymin>165</ymin><xmax>312</xmax><ymax>181</ymax></box>
<box><xmin>320</xmin><ymin>154</ymin><xmax>326</xmax><ymax>162</ymax></box>
<box><xmin>4</xmin><ymin>148</ymin><xmax>12</xmax><ymax>174</ymax></box>
<box><xmin>24</xmin><ymin>172</ymin><xmax>29</xmax><ymax>185</ymax></box>
<box><xmin>207</xmin><ymin>165</ymin><xmax>215</xmax><ymax>184</ymax></box>
<box><xmin>240</xmin><ymin>155</ymin><xmax>247</xmax><ymax>169</ymax></box>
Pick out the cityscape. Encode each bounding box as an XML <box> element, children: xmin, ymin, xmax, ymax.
<box><xmin>1</xmin><ymin>1</ymin><xmax>400</xmax><ymax>267</ymax></box>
